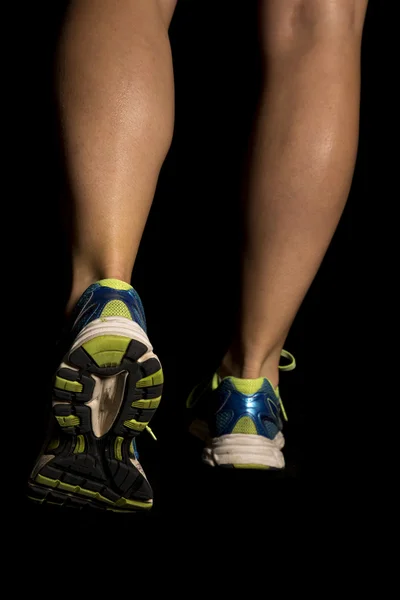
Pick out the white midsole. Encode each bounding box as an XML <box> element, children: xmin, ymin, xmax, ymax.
<box><xmin>202</xmin><ymin>433</ymin><xmax>285</xmax><ymax>469</ymax></box>
<box><xmin>70</xmin><ymin>317</ymin><xmax>154</xmax><ymax>360</ymax></box>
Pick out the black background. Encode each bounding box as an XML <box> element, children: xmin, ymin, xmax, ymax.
<box><xmin>15</xmin><ymin>0</ymin><xmax>382</xmax><ymax>529</ymax></box>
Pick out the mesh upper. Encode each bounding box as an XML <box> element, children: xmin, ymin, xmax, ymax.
<box><xmin>232</xmin><ymin>416</ymin><xmax>258</xmax><ymax>434</ymax></box>
<box><xmin>101</xmin><ymin>300</ymin><xmax>132</xmax><ymax>319</ymax></box>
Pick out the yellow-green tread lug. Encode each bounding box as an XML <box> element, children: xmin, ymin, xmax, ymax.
<box><xmin>115</xmin><ymin>497</ymin><xmax>152</xmax><ymax>510</ymax></box>
<box><xmin>55</xmin><ymin>415</ymin><xmax>80</xmax><ymax>427</ymax></box>
<box><xmin>136</xmin><ymin>369</ymin><xmax>164</xmax><ymax>388</ymax></box>
<box><xmin>35</xmin><ymin>475</ymin><xmax>114</xmax><ymax>505</ymax></box>
<box><xmin>82</xmin><ymin>335</ymin><xmax>131</xmax><ymax>367</ymax></box>
<box><xmin>27</xmin><ymin>496</ymin><xmax>45</xmax><ymax>504</ymax></box>
<box><xmin>233</xmin><ymin>464</ymin><xmax>270</xmax><ymax>470</ymax></box>
<box><xmin>123</xmin><ymin>419</ymin><xmax>148</xmax><ymax>432</ymax></box>
<box><xmin>74</xmin><ymin>435</ymin><xmax>85</xmax><ymax>454</ymax></box>
<box><xmin>131</xmin><ymin>396</ymin><xmax>161</xmax><ymax>409</ymax></box>
<box><xmin>114</xmin><ymin>436</ymin><xmax>124</xmax><ymax>461</ymax></box>
<box><xmin>54</xmin><ymin>376</ymin><xmax>83</xmax><ymax>393</ymax></box>
<box><xmin>34</xmin><ymin>475</ymin><xmax>152</xmax><ymax>510</ymax></box>
<box><xmin>47</xmin><ymin>438</ymin><xmax>60</xmax><ymax>451</ymax></box>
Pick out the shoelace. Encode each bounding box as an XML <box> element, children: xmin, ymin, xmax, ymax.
<box><xmin>277</xmin><ymin>349</ymin><xmax>296</xmax><ymax>421</ymax></box>
<box><xmin>145</xmin><ymin>425</ymin><xmax>157</xmax><ymax>441</ymax></box>
<box><xmin>133</xmin><ymin>427</ymin><xmax>157</xmax><ymax>461</ymax></box>
<box><xmin>153</xmin><ymin>350</ymin><xmax>296</xmax><ymax>433</ymax></box>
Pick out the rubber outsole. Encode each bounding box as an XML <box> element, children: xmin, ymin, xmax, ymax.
<box><xmin>28</xmin><ymin>335</ymin><xmax>162</xmax><ymax>513</ymax></box>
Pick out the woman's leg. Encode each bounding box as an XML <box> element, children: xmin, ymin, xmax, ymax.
<box><xmin>57</xmin><ymin>0</ymin><xmax>177</xmax><ymax>313</ymax></box>
<box><xmin>219</xmin><ymin>0</ymin><xmax>368</xmax><ymax>387</ymax></box>
<box><xmin>28</xmin><ymin>0</ymin><xmax>178</xmax><ymax>511</ymax></box>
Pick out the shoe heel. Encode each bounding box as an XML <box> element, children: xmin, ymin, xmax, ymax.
<box><xmin>52</xmin><ymin>330</ymin><xmax>163</xmax><ymax>438</ymax></box>
<box><xmin>202</xmin><ymin>433</ymin><xmax>285</xmax><ymax>470</ymax></box>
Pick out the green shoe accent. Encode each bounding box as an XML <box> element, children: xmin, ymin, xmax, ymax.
<box><xmin>35</xmin><ymin>474</ymin><xmax>114</xmax><ymax>505</ymax></box>
<box><xmin>211</xmin><ymin>373</ymin><xmax>220</xmax><ymax>391</ymax></box>
<box><xmin>275</xmin><ymin>386</ymin><xmax>289</xmax><ymax>422</ymax></box>
<box><xmin>233</xmin><ymin>464</ymin><xmax>270</xmax><ymax>470</ymax></box>
<box><xmin>136</xmin><ymin>369</ymin><xmax>164</xmax><ymax>388</ymax></box>
<box><xmin>123</xmin><ymin>418</ymin><xmax>147</xmax><ymax>432</ymax></box>
<box><xmin>101</xmin><ymin>300</ymin><xmax>132</xmax><ymax>320</ymax></box>
<box><xmin>34</xmin><ymin>475</ymin><xmax>152</xmax><ymax>510</ymax></box>
<box><xmin>54</xmin><ymin>376</ymin><xmax>83</xmax><ymax>393</ymax></box>
<box><xmin>27</xmin><ymin>496</ymin><xmax>45</xmax><ymax>504</ymax></box>
<box><xmin>229</xmin><ymin>377</ymin><xmax>265</xmax><ymax>395</ymax></box>
<box><xmin>131</xmin><ymin>396</ymin><xmax>161</xmax><ymax>410</ymax></box>
<box><xmin>98</xmin><ymin>279</ymin><xmax>133</xmax><ymax>290</ymax></box>
<box><xmin>55</xmin><ymin>415</ymin><xmax>80</xmax><ymax>427</ymax></box>
<box><xmin>114</xmin><ymin>436</ymin><xmax>124</xmax><ymax>461</ymax></box>
<box><xmin>47</xmin><ymin>438</ymin><xmax>60</xmax><ymax>451</ymax></box>
<box><xmin>73</xmin><ymin>435</ymin><xmax>85</xmax><ymax>454</ymax></box>
<box><xmin>82</xmin><ymin>335</ymin><xmax>131</xmax><ymax>367</ymax></box>
<box><xmin>115</xmin><ymin>497</ymin><xmax>152</xmax><ymax>510</ymax></box>
<box><xmin>232</xmin><ymin>416</ymin><xmax>258</xmax><ymax>434</ymax></box>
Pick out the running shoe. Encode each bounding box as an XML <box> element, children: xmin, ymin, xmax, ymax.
<box><xmin>28</xmin><ymin>278</ymin><xmax>163</xmax><ymax>512</ymax></box>
<box><xmin>187</xmin><ymin>350</ymin><xmax>295</xmax><ymax>470</ymax></box>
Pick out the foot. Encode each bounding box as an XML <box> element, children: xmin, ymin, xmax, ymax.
<box><xmin>28</xmin><ymin>278</ymin><xmax>163</xmax><ymax>512</ymax></box>
<box><xmin>187</xmin><ymin>350</ymin><xmax>295</xmax><ymax>470</ymax></box>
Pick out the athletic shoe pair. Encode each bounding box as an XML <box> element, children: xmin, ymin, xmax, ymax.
<box><xmin>28</xmin><ymin>279</ymin><xmax>295</xmax><ymax>512</ymax></box>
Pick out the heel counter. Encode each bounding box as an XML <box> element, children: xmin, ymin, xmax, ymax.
<box><xmin>94</xmin><ymin>285</ymin><xmax>147</xmax><ymax>331</ymax></box>
<box><xmin>216</xmin><ymin>379</ymin><xmax>281</xmax><ymax>439</ymax></box>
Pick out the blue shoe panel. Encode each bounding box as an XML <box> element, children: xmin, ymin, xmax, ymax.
<box><xmin>191</xmin><ymin>377</ymin><xmax>283</xmax><ymax>441</ymax></box>
<box><xmin>70</xmin><ymin>282</ymin><xmax>147</xmax><ymax>337</ymax></box>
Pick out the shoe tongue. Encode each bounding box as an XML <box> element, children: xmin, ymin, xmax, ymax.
<box><xmin>97</xmin><ymin>278</ymin><xmax>133</xmax><ymax>290</ymax></box>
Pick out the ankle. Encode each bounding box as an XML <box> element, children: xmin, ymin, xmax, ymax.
<box><xmin>218</xmin><ymin>347</ymin><xmax>282</xmax><ymax>388</ymax></box>
<box><xmin>66</xmin><ymin>279</ymin><xmax>96</xmax><ymax>316</ymax></box>
<box><xmin>66</xmin><ymin>266</ymin><xmax>132</xmax><ymax>316</ymax></box>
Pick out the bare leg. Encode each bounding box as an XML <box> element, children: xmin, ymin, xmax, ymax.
<box><xmin>219</xmin><ymin>0</ymin><xmax>368</xmax><ymax>386</ymax></box>
<box><xmin>57</xmin><ymin>0</ymin><xmax>177</xmax><ymax>313</ymax></box>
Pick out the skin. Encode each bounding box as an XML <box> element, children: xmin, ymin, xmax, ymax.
<box><xmin>58</xmin><ymin>0</ymin><xmax>368</xmax><ymax>387</ymax></box>
<box><xmin>58</xmin><ymin>0</ymin><xmax>178</xmax><ymax>314</ymax></box>
<box><xmin>219</xmin><ymin>0</ymin><xmax>369</xmax><ymax>385</ymax></box>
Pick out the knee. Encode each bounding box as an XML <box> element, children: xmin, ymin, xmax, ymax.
<box><xmin>261</xmin><ymin>0</ymin><xmax>368</xmax><ymax>57</ymax></box>
<box><xmin>294</xmin><ymin>0</ymin><xmax>368</xmax><ymax>36</ymax></box>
